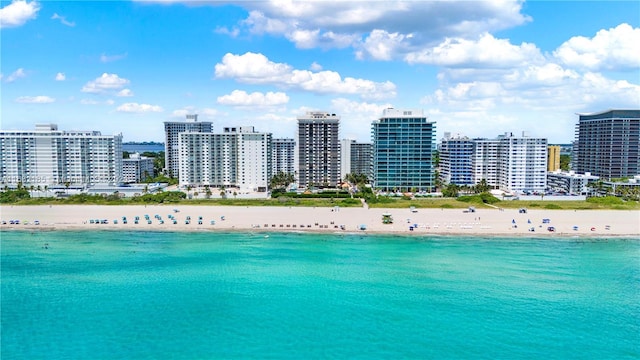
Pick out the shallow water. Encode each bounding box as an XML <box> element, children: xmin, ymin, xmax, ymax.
<box><xmin>2</xmin><ymin>231</ymin><xmax>639</xmax><ymax>359</ymax></box>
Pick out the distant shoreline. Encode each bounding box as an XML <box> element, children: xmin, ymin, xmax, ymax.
<box><xmin>2</xmin><ymin>205</ymin><xmax>638</xmax><ymax>237</ymax></box>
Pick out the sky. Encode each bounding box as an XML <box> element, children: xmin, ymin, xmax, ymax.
<box><xmin>1</xmin><ymin>0</ymin><xmax>639</xmax><ymax>144</ymax></box>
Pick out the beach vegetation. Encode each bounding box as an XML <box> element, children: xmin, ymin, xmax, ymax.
<box><xmin>0</xmin><ymin>188</ymin><xmax>31</xmax><ymax>203</ymax></box>
<box><xmin>586</xmin><ymin>196</ymin><xmax>624</xmax><ymax>205</ymax></box>
<box><xmin>544</xmin><ymin>203</ymin><xmax>562</xmax><ymax>209</ymax></box>
<box><xmin>270</xmin><ymin>172</ymin><xmax>295</xmax><ymax>190</ymax></box>
<box><xmin>456</xmin><ymin>192</ymin><xmax>500</xmax><ymax>205</ymax></box>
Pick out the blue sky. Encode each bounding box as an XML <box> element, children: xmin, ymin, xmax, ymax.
<box><xmin>1</xmin><ymin>0</ymin><xmax>639</xmax><ymax>143</ymax></box>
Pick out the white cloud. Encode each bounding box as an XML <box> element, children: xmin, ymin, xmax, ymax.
<box><xmin>554</xmin><ymin>23</ymin><xmax>640</xmax><ymax>71</ymax></box>
<box><xmin>0</xmin><ymin>0</ymin><xmax>40</xmax><ymax>28</ymax></box>
<box><xmin>405</xmin><ymin>33</ymin><xmax>543</xmax><ymax>68</ymax></box>
<box><xmin>15</xmin><ymin>95</ymin><xmax>55</xmax><ymax>103</ymax></box>
<box><xmin>55</xmin><ymin>72</ymin><xmax>66</xmax><ymax>81</ymax></box>
<box><xmin>5</xmin><ymin>68</ymin><xmax>26</xmax><ymax>82</ymax></box>
<box><xmin>217</xmin><ymin>90</ymin><xmax>289</xmax><ymax>107</ymax></box>
<box><xmin>117</xmin><ymin>89</ymin><xmax>134</xmax><ymax>97</ymax></box>
<box><xmin>356</xmin><ymin>30</ymin><xmax>407</xmax><ymax>61</ymax></box>
<box><xmin>330</xmin><ymin>98</ymin><xmax>393</xmax><ymax>140</ymax></box>
<box><xmin>117</xmin><ymin>102</ymin><xmax>163</xmax><ymax>113</ymax></box>
<box><xmin>51</xmin><ymin>12</ymin><xmax>75</xmax><ymax>27</ymax></box>
<box><xmin>215</xmin><ymin>52</ymin><xmax>396</xmax><ymax>100</ymax></box>
<box><xmin>223</xmin><ymin>1</ymin><xmax>530</xmax><ymax>57</ymax></box>
<box><xmin>310</xmin><ymin>62</ymin><xmax>322</xmax><ymax>71</ymax></box>
<box><xmin>100</xmin><ymin>52</ymin><xmax>128</xmax><ymax>63</ymax></box>
<box><xmin>81</xmin><ymin>73</ymin><xmax>130</xmax><ymax>94</ymax></box>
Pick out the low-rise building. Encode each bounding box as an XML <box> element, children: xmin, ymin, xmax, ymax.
<box><xmin>122</xmin><ymin>153</ymin><xmax>155</xmax><ymax>183</ymax></box>
<box><xmin>547</xmin><ymin>170</ymin><xmax>598</xmax><ymax>195</ymax></box>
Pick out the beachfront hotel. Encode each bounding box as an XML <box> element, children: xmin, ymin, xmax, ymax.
<box><xmin>164</xmin><ymin>114</ymin><xmax>213</xmax><ymax>178</ymax></box>
<box><xmin>439</xmin><ymin>133</ymin><xmax>475</xmax><ymax>186</ymax></box>
<box><xmin>178</xmin><ymin>126</ymin><xmax>271</xmax><ymax>192</ymax></box>
<box><xmin>573</xmin><ymin>109</ymin><xmax>640</xmax><ymax>179</ymax></box>
<box><xmin>272</xmin><ymin>138</ymin><xmax>296</xmax><ymax>176</ymax></box>
<box><xmin>0</xmin><ymin>124</ymin><xmax>123</xmax><ymax>187</ymax></box>
<box><xmin>371</xmin><ymin>108</ymin><xmax>437</xmax><ymax>192</ymax></box>
<box><xmin>297</xmin><ymin>111</ymin><xmax>341</xmax><ymax>188</ymax></box>
<box><xmin>340</xmin><ymin>139</ymin><xmax>373</xmax><ymax>180</ymax></box>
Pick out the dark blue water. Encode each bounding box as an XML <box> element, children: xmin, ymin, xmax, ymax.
<box><xmin>2</xmin><ymin>231</ymin><xmax>639</xmax><ymax>359</ymax></box>
<box><xmin>123</xmin><ymin>143</ymin><xmax>164</xmax><ymax>154</ymax></box>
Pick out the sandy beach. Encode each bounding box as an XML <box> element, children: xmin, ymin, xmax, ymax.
<box><xmin>1</xmin><ymin>204</ymin><xmax>638</xmax><ymax>237</ymax></box>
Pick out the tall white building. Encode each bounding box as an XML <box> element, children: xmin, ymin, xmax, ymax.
<box><xmin>178</xmin><ymin>126</ymin><xmax>271</xmax><ymax>192</ymax></box>
<box><xmin>472</xmin><ymin>138</ymin><xmax>500</xmax><ymax>187</ymax></box>
<box><xmin>0</xmin><ymin>124</ymin><xmax>123</xmax><ymax>187</ymax></box>
<box><xmin>234</xmin><ymin>127</ymin><xmax>272</xmax><ymax>192</ymax></box>
<box><xmin>122</xmin><ymin>153</ymin><xmax>155</xmax><ymax>183</ymax></box>
<box><xmin>164</xmin><ymin>114</ymin><xmax>212</xmax><ymax>178</ymax></box>
<box><xmin>272</xmin><ymin>138</ymin><xmax>296</xmax><ymax>176</ymax></box>
<box><xmin>297</xmin><ymin>111</ymin><xmax>341</xmax><ymax>188</ymax></box>
<box><xmin>497</xmin><ymin>132</ymin><xmax>548</xmax><ymax>193</ymax></box>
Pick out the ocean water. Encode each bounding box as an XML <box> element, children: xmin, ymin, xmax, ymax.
<box><xmin>1</xmin><ymin>231</ymin><xmax>639</xmax><ymax>360</ymax></box>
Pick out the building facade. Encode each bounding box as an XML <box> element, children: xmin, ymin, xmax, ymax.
<box><xmin>547</xmin><ymin>170</ymin><xmax>598</xmax><ymax>195</ymax></box>
<box><xmin>0</xmin><ymin>124</ymin><xmax>122</xmax><ymax>187</ymax></box>
<box><xmin>547</xmin><ymin>145</ymin><xmax>561</xmax><ymax>171</ymax></box>
<box><xmin>439</xmin><ymin>133</ymin><xmax>474</xmax><ymax>186</ymax></box>
<box><xmin>340</xmin><ymin>139</ymin><xmax>373</xmax><ymax>180</ymax></box>
<box><xmin>496</xmin><ymin>132</ymin><xmax>548</xmax><ymax>193</ymax></box>
<box><xmin>178</xmin><ymin>126</ymin><xmax>271</xmax><ymax>192</ymax></box>
<box><xmin>272</xmin><ymin>138</ymin><xmax>296</xmax><ymax>176</ymax></box>
<box><xmin>472</xmin><ymin>138</ymin><xmax>500</xmax><ymax>188</ymax></box>
<box><xmin>122</xmin><ymin>153</ymin><xmax>155</xmax><ymax>183</ymax></box>
<box><xmin>233</xmin><ymin>127</ymin><xmax>272</xmax><ymax>192</ymax></box>
<box><xmin>371</xmin><ymin>108</ymin><xmax>436</xmax><ymax>192</ymax></box>
<box><xmin>297</xmin><ymin>111</ymin><xmax>340</xmax><ymax>188</ymax></box>
<box><xmin>164</xmin><ymin>114</ymin><xmax>213</xmax><ymax>178</ymax></box>
<box><xmin>574</xmin><ymin>109</ymin><xmax>640</xmax><ymax>179</ymax></box>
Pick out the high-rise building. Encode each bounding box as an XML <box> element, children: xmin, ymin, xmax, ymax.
<box><xmin>0</xmin><ymin>124</ymin><xmax>123</xmax><ymax>187</ymax></box>
<box><xmin>178</xmin><ymin>126</ymin><xmax>271</xmax><ymax>192</ymax></box>
<box><xmin>547</xmin><ymin>145</ymin><xmax>561</xmax><ymax>171</ymax></box>
<box><xmin>371</xmin><ymin>108</ymin><xmax>436</xmax><ymax>192</ymax></box>
<box><xmin>340</xmin><ymin>139</ymin><xmax>373</xmax><ymax>180</ymax></box>
<box><xmin>122</xmin><ymin>153</ymin><xmax>155</xmax><ymax>183</ymax></box>
<box><xmin>164</xmin><ymin>114</ymin><xmax>212</xmax><ymax>178</ymax></box>
<box><xmin>233</xmin><ymin>127</ymin><xmax>272</xmax><ymax>192</ymax></box>
<box><xmin>439</xmin><ymin>133</ymin><xmax>474</xmax><ymax>186</ymax></box>
<box><xmin>574</xmin><ymin>109</ymin><xmax>640</xmax><ymax>179</ymax></box>
<box><xmin>297</xmin><ymin>111</ymin><xmax>340</xmax><ymax>188</ymax></box>
<box><xmin>272</xmin><ymin>138</ymin><xmax>296</xmax><ymax>176</ymax></box>
<box><xmin>496</xmin><ymin>132</ymin><xmax>548</xmax><ymax>193</ymax></box>
<box><xmin>472</xmin><ymin>138</ymin><xmax>500</xmax><ymax>188</ymax></box>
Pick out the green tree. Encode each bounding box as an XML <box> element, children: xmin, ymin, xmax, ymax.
<box><xmin>442</xmin><ymin>183</ymin><xmax>460</xmax><ymax>198</ymax></box>
<box><xmin>474</xmin><ymin>179</ymin><xmax>490</xmax><ymax>194</ymax></box>
<box><xmin>270</xmin><ymin>172</ymin><xmax>295</xmax><ymax>190</ymax></box>
<box><xmin>560</xmin><ymin>154</ymin><xmax>570</xmax><ymax>171</ymax></box>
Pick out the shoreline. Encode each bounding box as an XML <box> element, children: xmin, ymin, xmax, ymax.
<box><xmin>1</xmin><ymin>204</ymin><xmax>639</xmax><ymax>238</ymax></box>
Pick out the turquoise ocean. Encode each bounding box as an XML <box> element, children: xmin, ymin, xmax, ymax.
<box><xmin>1</xmin><ymin>231</ymin><xmax>639</xmax><ymax>359</ymax></box>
